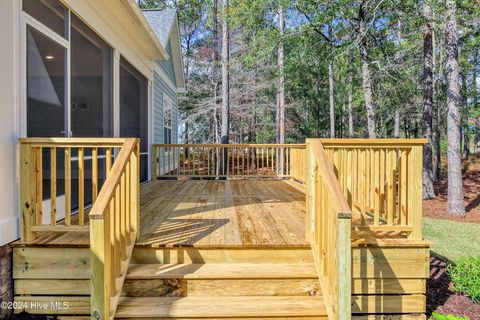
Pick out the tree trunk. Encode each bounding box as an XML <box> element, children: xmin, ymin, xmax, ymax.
<box><xmin>213</xmin><ymin>0</ymin><xmax>220</xmax><ymax>142</ymax></box>
<box><xmin>278</xmin><ymin>4</ymin><xmax>285</xmax><ymax>144</ymax></box>
<box><xmin>329</xmin><ymin>60</ymin><xmax>335</xmax><ymax>138</ymax></box>
<box><xmin>422</xmin><ymin>2</ymin><xmax>436</xmax><ymax>199</ymax></box>
<box><xmin>473</xmin><ymin>49</ymin><xmax>478</xmax><ymax>110</ymax></box>
<box><xmin>445</xmin><ymin>0</ymin><xmax>465</xmax><ymax>215</ymax></box>
<box><xmin>220</xmin><ymin>0</ymin><xmax>230</xmax><ymax>174</ymax></box>
<box><xmin>358</xmin><ymin>4</ymin><xmax>376</xmax><ymax>138</ymax></box>
<box><xmin>348</xmin><ymin>58</ymin><xmax>354</xmax><ymax>138</ymax></box>
<box><xmin>433</xmin><ymin>32</ymin><xmax>443</xmax><ymax>181</ymax></box>
<box><xmin>474</xmin><ymin>50</ymin><xmax>480</xmax><ymax>153</ymax></box>
<box><xmin>394</xmin><ymin>111</ymin><xmax>400</xmax><ymax>138</ymax></box>
<box><xmin>461</xmin><ymin>75</ymin><xmax>470</xmax><ymax>158</ymax></box>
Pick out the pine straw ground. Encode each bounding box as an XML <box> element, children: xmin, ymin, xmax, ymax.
<box><xmin>423</xmin><ymin>155</ymin><xmax>480</xmax><ymax>319</ymax></box>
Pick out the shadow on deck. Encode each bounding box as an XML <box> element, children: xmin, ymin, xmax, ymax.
<box><xmin>14</xmin><ymin>180</ymin><xmax>308</xmax><ymax>248</ymax></box>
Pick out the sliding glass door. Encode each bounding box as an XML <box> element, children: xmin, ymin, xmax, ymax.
<box><xmin>120</xmin><ymin>58</ymin><xmax>149</xmax><ymax>182</ymax></box>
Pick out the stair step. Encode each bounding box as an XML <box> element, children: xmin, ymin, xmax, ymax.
<box><xmin>126</xmin><ymin>263</ymin><xmax>318</xmax><ymax>279</ymax></box>
<box><xmin>122</xmin><ymin>278</ymin><xmax>321</xmax><ymax>297</ymax></box>
<box><xmin>114</xmin><ymin>296</ymin><xmax>328</xmax><ymax>318</ymax></box>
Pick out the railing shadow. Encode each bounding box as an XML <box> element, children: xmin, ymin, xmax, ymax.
<box><xmin>354</xmin><ymin>236</ymin><xmax>406</xmax><ymax>315</ymax></box>
<box><xmin>426</xmin><ymin>253</ymin><xmax>453</xmax><ymax>316</ymax></box>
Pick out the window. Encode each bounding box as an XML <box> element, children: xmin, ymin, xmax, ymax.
<box><xmin>163</xmin><ymin>96</ymin><xmax>172</xmax><ymax>144</ymax></box>
<box><xmin>23</xmin><ymin>0</ymin><xmax>113</xmax><ymax>138</ymax></box>
<box><xmin>71</xmin><ymin>14</ymin><xmax>113</xmax><ymax>137</ymax></box>
<box><xmin>23</xmin><ymin>0</ymin><xmax>68</xmax><ymax>39</ymax></box>
<box><xmin>26</xmin><ymin>26</ymin><xmax>66</xmax><ymax>137</ymax></box>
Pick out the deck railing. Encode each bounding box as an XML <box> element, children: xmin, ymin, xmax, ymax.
<box><xmin>19</xmin><ymin>138</ymin><xmax>128</xmax><ymax>241</ymax></box>
<box><xmin>321</xmin><ymin>139</ymin><xmax>425</xmax><ymax>239</ymax></box>
<box><xmin>20</xmin><ymin>138</ymin><xmax>140</xmax><ymax>318</ymax></box>
<box><xmin>89</xmin><ymin>138</ymin><xmax>140</xmax><ymax>319</ymax></box>
<box><xmin>306</xmin><ymin>139</ymin><xmax>351</xmax><ymax>320</ymax></box>
<box><xmin>152</xmin><ymin>143</ymin><xmax>306</xmax><ymax>181</ymax></box>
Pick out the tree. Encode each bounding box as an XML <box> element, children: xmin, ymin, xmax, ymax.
<box><xmin>221</xmin><ymin>0</ymin><xmax>230</xmax><ymax>146</ymax></box>
<box><xmin>358</xmin><ymin>1</ymin><xmax>377</xmax><ymax>138</ymax></box>
<box><xmin>422</xmin><ymin>1</ymin><xmax>436</xmax><ymax>199</ymax></box>
<box><xmin>445</xmin><ymin>0</ymin><xmax>465</xmax><ymax>215</ymax></box>
<box><xmin>277</xmin><ymin>3</ymin><xmax>286</xmax><ymax>144</ymax></box>
<box><xmin>348</xmin><ymin>54</ymin><xmax>354</xmax><ymax>138</ymax></box>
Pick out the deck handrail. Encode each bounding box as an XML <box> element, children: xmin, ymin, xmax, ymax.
<box><xmin>152</xmin><ymin>143</ymin><xmax>306</xmax><ymax>181</ymax></box>
<box><xmin>321</xmin><ymin>139</ymin><xmax>425</xmax><ymax>239</ymax></box>
<box><xmin>306</xmin><ymin>139</ymin><xmax>352</xmax><ymax>320</ymax></box>
<box><xmin>89</xmin><ymin>138</ymin><xmax>140</xmax><ymax>320</ymax></box>
<box><xmin>19</xmin><ymin>138</ymin><xmax>130</xmax><ymax>241</ymax></box>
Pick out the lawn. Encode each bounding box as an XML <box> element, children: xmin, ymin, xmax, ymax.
<box><xmin>424</xmin><ymin>217</ymin><xmax>480</xmax><ymax>261</ymax></box>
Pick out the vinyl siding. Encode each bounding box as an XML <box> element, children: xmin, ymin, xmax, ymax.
<box><xmin>153</xmin><ymin>71</ymin><xmax>178</xmax><ymax>144</ymax></box>
<box><xmin>153</xmin><ymin>67</ymin><xmax>179</xmax><ymax>174</ymax></box>
<box><xmin>156</xmin><ymin>41</ymin><xmax>176</xmax><ymax>86</ymax></box>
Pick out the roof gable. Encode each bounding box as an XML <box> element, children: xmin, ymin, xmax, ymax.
<box><xmin>142</xmin><ymin>9</ymin><xmax>176</xmax><ymax>48</ymax></box>
<box><xmin>143</xmin><ymin>9</ymin><xmax>186</xmax><ymax>91</ymax></box>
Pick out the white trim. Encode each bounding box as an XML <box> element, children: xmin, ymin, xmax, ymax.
<box><xmin>0</xmin><ymin>217</ymin><xmax>19</xmax><ymax>246</ymax></box>
<box><xmin>148</xmin><ymin>79</ymin><xmax>153</xmax><ymax>180</ymax></box>
<box><xmin>19</xmin><ymin>13</ymin><xmax>27</xmax><ymax>138</ymax></box>
<box><xmin>65</xmin><ymin>10</ymin><xmax>72</xmax><ymax>137</ymax></box>
<box><xmin>21</xmin><ymin>10</ymin><xmax>72</xmax><ymax>138</ymax></box>
<box><xmin>22</xmin><ymin>12</ymin><xmax>69</xmax><ymax>48</ymax></box>
<box><xmin>113</xmin><ymin>49</ymin><xmax>121</xmax><ymax>138</ymax></box>
<box><xmin>170</xmin><ymin>20</ymin><xmax>186</xmax><ymax>90</ymax></box>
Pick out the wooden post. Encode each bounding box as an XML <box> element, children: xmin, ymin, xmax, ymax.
<box><xmin>305</xmin><ymin>140</ymin><xmax>316</xmax><ymax>240</ymax></box>
<box><xmin>152</xmin><ymin>145</ymin><xmax>157</xmax><ymax>180</ymax></box>
<box><xmin>337</xmin><ymin>215</ymin><xmax>352</xmax><ymax>320</ymax></box>
<box><xmin>409</xmin><ymin>145</ymin><xmax>423</xmax><ymax>239</ymax></box>
<box><xmin>90</xmin><ymin>216</ymin><xmax>110</xmax><ymax>320</ymax></box>
<box><xmin>130</xmin><ymin>142</ymin><xmax>140</xmax><ymax>240</ymax></box>
<box><xmin>20</xmin><ymin>143</ymin><xmax>37</xmax><ymax>242</ymax></box>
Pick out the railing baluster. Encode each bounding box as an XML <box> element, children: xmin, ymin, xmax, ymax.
<box><xmin>120</xmin><ymin>172</ymin><xmax>126</xmax><ymax>256</ymax></box>
<box><xmin>36</xmin><ymin>147</ymin><xmax>43</xmax><ymax>225</ymax></box>
<box><xmin>65</xmin><ymin>147</ymin><xmax>71</xmax><ymax>226</ymax></box>
<box><xmin>78</xmin><ymin>147</ymin><xmax>85</xmax><ymax>226</ymax></box>
<box><xmin>126</xmin><ymin>160</ymin><xmax>131</xmax><ymax>243</ymax></box>
<box><xmin>92</xmin><ymin>147</ymin><xmax>98</xmax><ymax>202</ymax></box>
<box><xmin>109</xmin><ymin>199</ymin><xmax>116</xmax><ymax>295</ymax></box>
<box><xmin>152</xmin><ymin>145</ymin><xmax>157</xmax><ymax>180</ymax></box>
<box><xmin>271</xmin><ymin>147</ymin><xmax>275</xmax><ymax>176</ymax></box>
<box><xmin>386</xmin><ymin>149</ymin><xmax>395</xmax><ymax>225</ymax></box>
<box><xmin>106</xmin><ymin>148</ymin><xmax>112</xmax><ymax>174</ymax></box>
<box><xmin>399</xmin><ymin>149</ymin><xmax>408</xmax><ymax>225</ymax></box>
<box><xmin>51</xmin><ymin>147</ymin><xmax>57</xmax><ymax>226</ymax></box>
<box><xmin>373</xmin><ymin>149</ymin><xmax>380</xmax><ymax>226</ymax></box>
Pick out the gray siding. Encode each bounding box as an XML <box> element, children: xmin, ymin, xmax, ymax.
<box><xmin>153</xmin><ymin>69</ymin><xmax>179</xmax><ymax>174</ymax></box>
<box><xmin>153</xmin><ymin>71</ymin><xmax>179</xmax><ymax>144</ymax></box>
<box><xmin>156</xmin><ymin>41</ymin><xmax>176</xmax><ymax>86</ymax></box>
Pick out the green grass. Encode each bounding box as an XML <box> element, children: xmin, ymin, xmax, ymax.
<box><xmin>424</xmin><ymin>217</ymin><xmax>480</xmax><ymax>261</ymax></box>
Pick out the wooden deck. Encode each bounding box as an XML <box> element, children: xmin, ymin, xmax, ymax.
<box><xmin>14</xmin><ymin>180</ymin><xmax>308</xmax><ymax>248</ymax></box>
<box><xmin>138</xmin><ymin>180</ymin><xmax>308</xmax><ymax>247</ymax></box>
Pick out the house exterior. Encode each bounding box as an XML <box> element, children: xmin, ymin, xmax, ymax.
<box><xmin>0</xmin><ymin>1</ymin><xmax>430</xmax><ymax>319</ymax></box>
<box><xmin>0</xmin><ymin>0</ymin><xmax>184</xmax><ymax>312</ymax></box>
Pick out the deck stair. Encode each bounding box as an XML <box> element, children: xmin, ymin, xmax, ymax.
<box><xmin>114</xmin><ymin>255</ymin><xmax>328</xmax><ymax>319</ymax></box>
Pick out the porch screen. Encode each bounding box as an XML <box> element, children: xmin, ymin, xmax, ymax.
<box><xmin>120</xmin><ymin>58</ymin><xmax>149</xmax><ymax>182</ymax></box>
